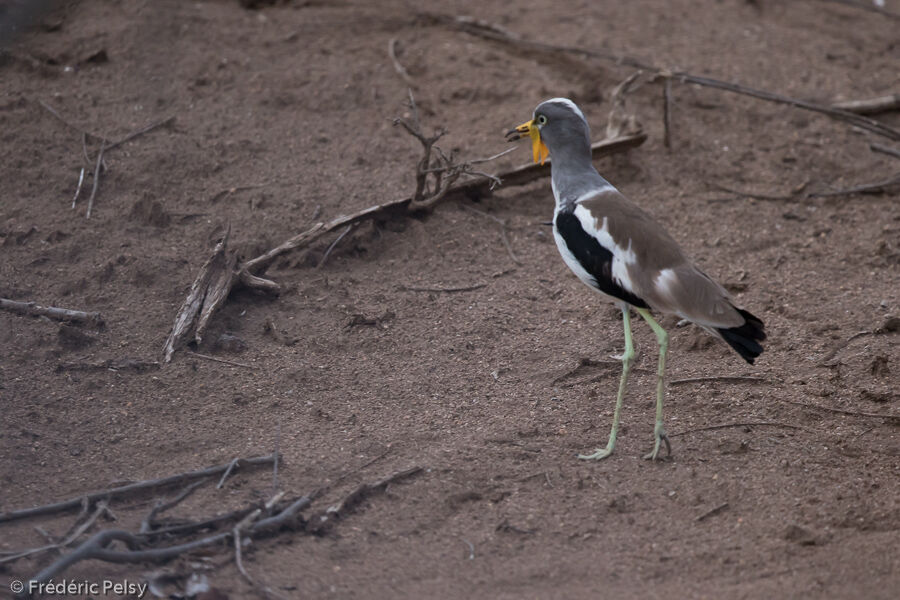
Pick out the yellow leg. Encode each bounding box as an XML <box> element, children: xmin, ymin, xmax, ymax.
<box><xmin>578</xmin><ymin>306</ymin><xmax>634</xmax><ymax>460</ymax></box>
<box><xmin>636</xmin><ymin>308</ymin><xmax>672</xmax><ymax>460</ymax></box>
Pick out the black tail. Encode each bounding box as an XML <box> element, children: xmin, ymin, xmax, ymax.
<box><xmin>717</xmin><ymin>308</ymin><xmax>766</xmax><ymax>364</ymax></box>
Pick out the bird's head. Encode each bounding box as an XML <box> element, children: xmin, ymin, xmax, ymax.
<box><xmin>505</xmin><ymin>98</ymin><xmax>591</xmax><ymax>165</ymax></box>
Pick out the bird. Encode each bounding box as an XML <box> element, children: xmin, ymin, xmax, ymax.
<box><xmin>506</xmin><ymin>98</ymin><xmax>765</xmax><ymax>461</ymax></box>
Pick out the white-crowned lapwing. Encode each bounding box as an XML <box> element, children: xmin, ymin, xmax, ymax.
<box><xmin>507</xmin><ymin>98</ymin><xmax>766</xmax><ymax>460</ymax></box>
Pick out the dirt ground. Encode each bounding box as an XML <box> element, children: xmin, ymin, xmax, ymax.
<box><xmin>2</xmin><ymin>0</ymin><xmax>899</xmax><ymax>598</ymax></box>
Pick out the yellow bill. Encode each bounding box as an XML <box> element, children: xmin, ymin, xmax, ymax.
<box><xmin>507</xmin><ymin>119</ymin><xmax>550</xmax><ymax>165</ymax></box>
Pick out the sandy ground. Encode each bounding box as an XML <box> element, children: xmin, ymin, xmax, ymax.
<box><xmin>2</xmin><ymin>0</ymin><xmax>899</xmax><ymax>598</ymax></box>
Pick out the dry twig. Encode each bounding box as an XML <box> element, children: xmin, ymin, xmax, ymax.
<box><xmin>783</xmin><ymin>399</ymin><xmax>900</xmax><ymax>422</ymax></box>
<box><xmin>0</xmin><ymin>454</ymin><xmax>278</xmax><ymax>524</ymax></box>
<box><xmin>833</xmin><ymin>93</ymin><xmax>900</xmax><ymax>116</ymax></box>
<box><xmin>870</xmin><ymin>143</ymin><xmax>900</xmax><ymax>160</ymax></box>
<box><xmin>24</xmin><ymin>467</ymin><xmax>422</xmax><ymax>590</ymax></box>
<box><xmin>0</xmin><ymin>501</ymin><xmax>114</xmax><ymax>566</ymax></box>
<box><xmin>670</xmin><ymin>421</ymin><xmax>805</xmax><ymax>437</ymax></box>
<box><xmin>161</xmin><ymin>90</ymin><xmax>645</xmax><ymax>361</ymax></box>
<box><xmin>670</xmin><ymin>375</ymin><xmax>769</xmax><ymax>385</ymax></box>
<box><xmin>695</xmin><ymin>502</ymin><xmax>730</xmax><ymax>522</ymax></box>
<box><xmin>388</xmin><ymin>38</ymin><xmax>415</xmax><ymax>87</ymax></box>
<box><xmin>400</xmin><ymin>283</ymin><xmax>488</xmax><ymax>293</ymax></box>
<box><xmin>713</xmin><ymin>173</ymin><xmax>900</xmax><ymax>202</ymax></box>
<box><xmin>187</xmin><ymin>351</ymin><xmax>253</xmax><ymax>369</ymax></box>
<box><xmin>37</xmin><ymin>100</ymin><xmax>173</xmax><ymax>216</ymax></box>
<box><xmin>0</xmin><ymin>297</ymin><xmax>102</xmax><ymax>325</ymax></box>
<box><xmin>140</xmin><ymin>480</ymin><xmax>208</xmax><ymax>533</ymax></box>
<box><xmin>425</xmin><ymin>12</ymin><xmax>900</xmax><ymax>141</ymax></box>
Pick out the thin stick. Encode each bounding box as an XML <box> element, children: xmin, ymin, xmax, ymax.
<box><xmin>27</xmin><ymin>468</ymin><xmax>414</xmax><ymax>587</ymax></box>
<box><xmin>670</xmin><ymin>375</ymin><xmax>769</xmax><ymax>385</ymax></box>
<box><xmin>104</xmin><ymin>116</ymin><xmax>174</xmax><ymax>152</ymax></box>
<box><xmin>217</xmin><ymin>458</ymin><xmax>241</xmax><ymax>489</ymax></box>
<box><xmin>141</xmin><ymin>480</ymin><xmax>209</xmax><ymax>533</ymax></box>
<box><xmin>388</xmin><ymin>38</ymin><xmax>415</xmax><ymax>87</ymax></box>
<box><xmin>400</xmin><ymin>283</ymin><xmax>487</xmax><ymax>293</ymax></box>
<box><xmin>37</xmin><ymin>99</ymin><xmax>102</xmax><ymax>141</ymax></box>
<box><xmin>71</xmin><ymin>167</ymin><xmax>85</xmax><ymax>208</ymax></box>
<box><xmin>670</xmin><ymin>421</ymin><xmax>804</xmax><ymax>437</ymax></box>
<box><xmin>833</xmin><ymin>93</ymin><xmax>900</xmax><ymax>116</ymax></box>
<box><xmin>187</xmin><ymin>351</ymin><xmax>253</xmax><ymax>369</ymax></box>
<box><xmin>81</xmin><ymin>132</ymin><xmax>91</xmax><ymax>165</ymax></box>
<box><xmin>715</xmin><ymin>173</ymin><xmax>900</xmax><ymax>202</ymax></box>
<box><xmin>820</xmin><ymin>330</ymin><xmax>872</xmax><ymax>364</ymax></box>
<box><xmin>85</xmin><ymin>141</ymin><xmax>106</xmax><ymax>219</ymax></box>
<box><xmin>427</xmin><ymin>12</ymin><xmax>900</xmax><ymax>141</ymax></box>
<box><xmin>871</xmin><ymin>143</ymin><xmax>900</xmax><ymax>160</ymax></box>
<box><xmin>695</xmin><ymin>502</ymin><xmax>729</xmax><ymax>522</ymax></box>
<box><xmin>782</xmin><ymin>399</ymin><xmax>900</xmax><ymax>422</ymax></box>
<box><xmin>663</xmin><ymin>76</ymin><xmax>673</xmax><ymax>150</ymax></box>
<box><xmin>272</xmin><ymin>419</ymin><xmax>281</xmax><ymax>495</ymax></box>
<box><xmin>808</xmin><ymin>172</ymin><xmax>900</xmax><ymax>197</ymax></box>
<box><xmin>0</xmin><ymin>297</ymin><xmax>102</xmax><ymax>325</ymax></box>
<box><xmin>0</xmin><ymin>454</ymin><xmax>278</xmax><ymax>523</ymax></box>
<box><xmin>0</xmin><ymin>501</ymin><xmax>113</xmax><ymax>565</ymax></box>
<box><xmin>317</xmin><ymin>224</ymin><xmax>353</xmax><ymax>269</ymax></box>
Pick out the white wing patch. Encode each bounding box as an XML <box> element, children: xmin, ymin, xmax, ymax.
<box><xmin>654</xmin><ymin>268</ymin><xmax>678</xmax><ymax>301</ymax></box>
<box><xmin>551</xmin><ymin>203</ymin><xmax>639</xmax><ymax>298</ymax></box>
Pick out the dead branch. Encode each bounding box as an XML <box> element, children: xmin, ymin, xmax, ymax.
<box><xmin>25</xmin><ymin>468</ymin><xmax>421</xmax><ymax>591</ymax></box>
<box><xmin>71</xmin><ymin>167</ymin><xmax>85</xmax><ymax>208</ymax></box>
<box><xmin>669</xmin><ymin>375</ymin><xmax>770</xmax><ymax>385</ymax></box>
<box><xmin>162</xmin><ymin>227</ymin><xmax>232</xmax><ymax>362</ymax></box>
<box><xmin>400</xmin><ymin>283</ymin><xmax>487</xmax><ymax>293</ymax></box>
<box><xmin>670</xmin><ymin>421</ymin><xmax>805</xmax><ymax>437</ymax></box>
<box><xmin>0</xmin><ymin>501</ymin><xmax>114</xmax><ymax>566</ymax></box>
<box><xmin>713</xmin><ymin>172</ymin><xmax>900</xmax><ymax>202</ymax></box>
<box><xmin>0</xmin><ymin>297</ymin><xmax>103</xmax><ymax>325</ymax></box>
<box><xmin>809</xmin><ymin>172</ymin><xmax>900</xmax><ymax>197</ymax></box>
<box><xmin>424</xmin><ymin>11</ymin><xmax>900</xmax><ymax>142</ymax></box>
<box><xmin>186</xmin><ymin>351</ymin><xmax>253</xmax><ymax>369</ymax></box>
<box><xmin>0</xmin><ymin>454</ymin><xmax>278</xmax><ymax>524</ymax></box>
<box><xmin>870</xmin><ymin>143</ymin><xmax>900</xmax><ymax>160</ymax></box>
<box><xmin>104</xmin><ymin>116</ymin><xmax>175</xmax><ymax>152</ymax></box>
<box><xmin>55</xmin><ymin>358</ymin><xmax>160</xmax><ymax>373</ymax></box>
<box><xmin>605</xmin><ymin>71</ymin><xmax>644</xmax><ymax>140</ymax></box>
<box><xmin>140</xmin><ymin>480</ymin><xmax>209</xmax><ymax>534</ymax></box>
<box><xmin>37</xmin><ymin>100</ymin><xmax>174</xmax><ymax>217</ymax></box>
<box><xmin>833</xmin><ymin>93</ymin><xmax>900</xmax><ymax>116</ymax></box>
<box><xmin>307</xmin><ymin>466</ymin><xmax>423</xmax><ymax>534</ymax></box>
<box><xmin>782</xmin><ymin>399</ymin><xmax>900</xmax><ymax>422</ymax></box>
<box><xmin>695</xmin><ymin>502</ymin><xmax>730</xmax><ymax>522</ymax></box>
<box><xmin>663</xmin><ymin>76</ymin><xmax>673</xmax><ymax>149</ymax></box>
<box><xmin>820</xmin><ymin>330</ymin><xmax>872</xmax><ymax>365</ymax></box>
<box><xmin>217</xmin><ymin>458</ymin><xmax>241</xmax><ymax>489</ymax></box>
<box><xmin>161</xmin><ymin>91</ymin><xmax>645</xmax><ymax>362</ymax></box>
<box><xmin>84</xmin><ymin>141</ymin><xmax>105</xmax><ymax>219</ymax></box>
<box><xmin>388</xmin><ymin>38</ymin><xmax>415</xmax><ymax>87</ymax></box>
<box><xmin>317</xmin><ymin>223</ymin><xmax>354</xmax><ymax>269</ymax></box>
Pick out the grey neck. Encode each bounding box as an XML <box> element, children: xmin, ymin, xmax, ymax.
<box><xmin>550</xmin><ymin>149</ymin><xmax>611</xmax><ymax>213</ymax></box>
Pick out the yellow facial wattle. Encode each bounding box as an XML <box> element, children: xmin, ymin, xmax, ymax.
<box><xmin>529</xmin><ymin>124</ymin><xmax>549</xmax><ymax>165</ymax></box>
<box><xmin>510</xmin><ymin>119</ymin><xmax>550</xmax><ymax>165</ymax></box>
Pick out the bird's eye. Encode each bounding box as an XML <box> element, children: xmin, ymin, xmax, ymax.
<box><xmin>537</xmin><ymin>115</ymin><xmax>548</xmax><ymax>125</ymax></box>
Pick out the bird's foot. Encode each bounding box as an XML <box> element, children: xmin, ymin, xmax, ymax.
<box><xmin>642</xmin><ymin>422</ymin><xmax>672</xmax><ymax>461</ymax></box>
<box><xmin>577</xmin><ymin>444</ymin><xmax>614</xmax><ymax>461</ymax></box>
